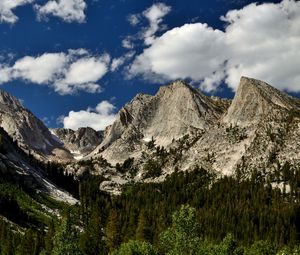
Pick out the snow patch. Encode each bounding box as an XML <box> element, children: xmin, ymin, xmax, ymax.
<box><xmin>50</xmin><ymin>131</ymin><xmax>64</xmax><ymax>144</ymax></box>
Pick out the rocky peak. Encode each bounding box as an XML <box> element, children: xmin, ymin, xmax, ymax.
<box><xmin>51</xmin><ymin>127</ymin><xmax>103</xmax><ymax>157</ymax></box>
<box><xmin>0</xmin><ymin>90</ymin><xmax>23</xmax><ymax>111</ymax></box>
<box><xmin>157</xmin><ymin>80</ymin><xmax>191</xmax><ymax>93</ymax></box>
<box><xmin>0</xmin><ymin>89</ymin><xmax>72</xmax><ymax>161</ymax></box>
<box><xmin>222</xmin><ymin>76</ymin><xmax>299</xmax><ymax>125</ymax></box>
<box><xmin>91</xmin><ymin>80</ymin><xmax>230</xmax><ymax>163</ymax></box>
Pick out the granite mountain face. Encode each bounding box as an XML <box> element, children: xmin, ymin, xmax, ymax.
<box><xmin>0</xmin><ymin>90</ymin><xmax>73</xmax><ymax>162</ymax></box>
<box><xmin>51</xmin><ymin>127</ymin><xmax>103</xmax><ymax>159</ymax></box>
<box><xmin>1</xmin><ymin>77</ymin><xmax>300</xmax><ymax>194</ymax></box>
<box><xmin>90</xmin><ymin>80</ymin><xmax>230</xmax><ymax>164</ymax></box>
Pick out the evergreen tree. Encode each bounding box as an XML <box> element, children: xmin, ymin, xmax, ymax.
<box><xmin>136</xmin><ymin>210</ymin><xmax>151</xmax><ymax>241</ymax></box>
<box><xmin>106</xmin><ymin>209</ymin><xmax>121</xmax><ymax>253</ymax></box>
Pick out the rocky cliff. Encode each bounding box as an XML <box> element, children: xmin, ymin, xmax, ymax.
<box><xmin>51</xmin><ymin>127</ymin><xmax>103</xmax><ymax>159</ymax></box>
<box><xmin>81</xmin><ymin>77</ymin><xmax>300</xmax><ymax>194</ymax></box>
<box><xmin>0</xmin><ymin>90</ymin><xmax>72</xmax><ymax>161</ymax></box>
<box><xmin>90</xmin><ymin>80</ymin><xmax>230</xmax><ymax>164</ymax></box>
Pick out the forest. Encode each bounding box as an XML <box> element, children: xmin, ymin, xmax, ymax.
<box><xmin>1</xmin><ymin>157</ymin><xmax>300</xmax><ymax>254</ymax></box>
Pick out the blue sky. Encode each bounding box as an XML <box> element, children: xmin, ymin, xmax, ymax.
<box><xmin>0</xmin><ymin>0</ymin><xmax>299</xmax><ymax>130</ymax></box>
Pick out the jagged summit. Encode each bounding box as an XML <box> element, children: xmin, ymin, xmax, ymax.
<box><xmin>158</xmin><ymin>80</ymin><xmax>191</xmax><ymax>91</ymax></box>
<box><xmin>0</xmin><ymin>88</ymin><xmax>72</xmax><ymax>161</ymax></box>
<box><xmin>0</xmin><ymin>89</ymin><xmax>23</xmax><ymax>110</ymax></box>
<box><xmin>2</xmin><ymin>77</ymin><xmax>300</xmax><ymax>194</ymax></box>
<box><xmin>222</xmin><ymin>76</ymin><xmax>299</xmax><ymax>125</ymax></box>
<box><xmin>51</xmin><ymin>127</ymin><xmax>103</xmax><ymax>158</ymax></box>
<box><xmin>90</xmin><ymin>80</ymin><xmax>230</xmax><ymax>163</ymax></box>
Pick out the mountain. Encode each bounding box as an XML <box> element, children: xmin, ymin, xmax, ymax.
<box><xmin>75</xmin><ymin>77</ymin><xmax>300</xmax><ymax>194</ymax></box>
<box><xmin>0</xmin><ymin>90</ymin><xmax>72</xmax><ymax>161</ymax></box>
<box><xmin>90</xmin><ymin>80</ymin><xmax>230</xmax><ymax>164</ymax></box>
<box><xmin>51</xmin><ymin>127</ymin><xmax>103</xmax><ymax>160</ymax></box>
<box><xmin>175</xmin><ymin>77</ymin><xmax>300</xmax><ymax>176</ymax></box>
<box><xmin>0</xmin><ymin>126</ymin><xmax>77</xmax><ymax>204</ymax></box>
<box><xmin>1</xmin><ymin>77</ymin><xmax>300</xmax><ymax>195</ymax></box>
<box><xmin>222</xmin><ymin>76</ymin><xmax>300</xmax><ymax>125</ymax></box>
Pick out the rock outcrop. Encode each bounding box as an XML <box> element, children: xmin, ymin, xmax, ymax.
<box><xmin>2</xmin><ymin>77</ymin><xmax>300</xmax><ymax>195</ymax></box>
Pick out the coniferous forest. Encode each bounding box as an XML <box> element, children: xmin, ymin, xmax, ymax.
<box><xmin>1</xmin><ymin>157</ymin><xmax>300</xmax><ymax>254</ymax></box>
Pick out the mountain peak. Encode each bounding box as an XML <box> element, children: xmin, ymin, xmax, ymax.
<box><xmin>91</xmin><ymin>80</ymin><xmax>229</xmax><ymax>163</ymax></box>
<box><xmin>223</xmin><ymin>77</ymin><xmax>298</xmax><ymax>125</ymax></box>
<box><xmin>0</xmin><ymin>89</ymin><xmax>23</xmax><ymax>110</ymax></box>
<box><xmin>158</xmin><ymin>80</ymin><xmax>195</xmax><ymax>95</ymax></box>
<box><xmin>0</xmin><ymin>89</ymin><xmax>73</xmax><ymax>161</ymax></box>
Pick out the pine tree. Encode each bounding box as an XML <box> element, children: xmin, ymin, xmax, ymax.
<box><xmin>106</xmin><ymin>209</ymin><xmax>121</xmax><ymax>253</ymax></box>
<box><xmin>136</xmin><ymin>210</ymin><xmax>151</xmax><ymax>241</ymax></box>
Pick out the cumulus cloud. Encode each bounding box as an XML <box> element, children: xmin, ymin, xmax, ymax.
<box><xmin>129</xmin><ymin>0</ymin><xmax>300</xmax><ymax>92</ymax></box>
<box><xmin>0</xmin><ymin>49</ymin><xmax>110</xmax><ymax>95</ymax></box>
<box><xmin>142</xmin><ymin>3</ymin><xmax>171</xmax><ymax>45</ymax></box>
<box><xmin>62</xmin><ymin>101</ymin><xmax>116</xmax><ymax>131</ymax></box>
<box><xmin>0</xmin><ymin>65</ymin><xmax>13</xmax><ymax>83</ymax></box>
<box><xmin>13</xmin><ymin>53</ymin><xmax>67</xmax><ymax>84</ymax></box>
<box><xmin>0</xmin><ymin>0</ymin><xmax>87</xmax><ymax>24</ymax></box>
<box><xmin>123</xmin><ymin>3</ymin><xmax>171</xmax><ymax>49</ymax></box>
<box><xmin>111</xmin><ymin>52</ymin><xmax>135</xmax><ymax>72</ymax></box>
<box><xmin>35</xmin><ymin>0</ymin><xmax>87</xmax><ymax>23</ymax></box>
<box><xmin>0</xmin><ymin>0</ymin><xmax>33</xmax><ymax>24</ymax></box>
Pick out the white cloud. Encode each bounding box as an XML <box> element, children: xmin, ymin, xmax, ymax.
<box><xmin>0</xmin><ymin>0</ymin><xmax>33</xmax><ymax>24</ymax></box>
<box><xmin>122</xmin><ymin>3</ymin><xmax>171</xmax><ymax>50</ymax></box>
<box><xmin>111</xmin><ymin>52</ymin><xmax>135</xmax><ymax>72</ymax></box>
<box><xmin>129</xmin><ymin>23</ymin><xmax>226</xmax><ymax>80</ymax></box>
<box><xmin>0</xmin><ymin>65</ymin><xmax>13</xmax><ymax>83</ymax></box>
<box><xmin>122</xmin><ymin>37</ymin><xmax>135</xmax><ymax>49</ymax></box>
<box><xmin>129</xmin><ymin>0</ymin><xmax>300</xmax><ymax>92</ymax></box>
<box><xmin>0</xmin><ymin>49</ymin><xmax>110</xmax><ymax>95</ymax></box>
<box><xmin>127</xmin><ymin>13</ymin><xmax>141</xmax><ymax>26</ymax></box>
<box><xmin>13</xmin><ymin>53</ymin><xmax>67</xmax><ymax>84</ymax></box>
<box><xmin>62</xmin><ymin>101</ymin><xmax>116</xmax><ymax>131</ymax></box>
<box><xmin>35</xmin><ymin>0</ymin><xmax>87</xmax><ymax>23</ymax></box>
<box><xmin>0</xmin><ymin>0</ymin><xmax>87</xmax><ymax>24</ymax></box>
<box><xmin>142</xmin><ymin>3</ymin><xmax>171</xmax><ymax>45</ymax></box>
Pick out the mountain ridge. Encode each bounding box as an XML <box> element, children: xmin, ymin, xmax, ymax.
<box><xmin>1</xmin><ymin>77</ymin><xmax>300</xmax><ymax>194</ymax></box>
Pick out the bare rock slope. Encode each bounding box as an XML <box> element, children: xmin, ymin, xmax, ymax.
<box><xmin>0</xmin><ymin>127</ymin><xmax>77</xmax><ymax>204</ymax></box>
<box><xmin>0</xmin><ymin>90</ymin><xmax>72</xmax><ymax>161</ymax></box>
<box><xmin>80</xmin><ymin>77</ymin><xmax>300</xmax><ymax>194</ymax></box>
<box><xmin>2</xmin><ymin>77</ymin><xmax>300</xmax><ymax>195</ymax></box>
<box><xmin>51</xmin><ymin>127</ymin><xmax>103</xmax><ymax>159</ymax></box>
<box><xmin>91</xmin><ymin>80</ymin><xmax>230</xmax><ymax>163</ymax></box>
